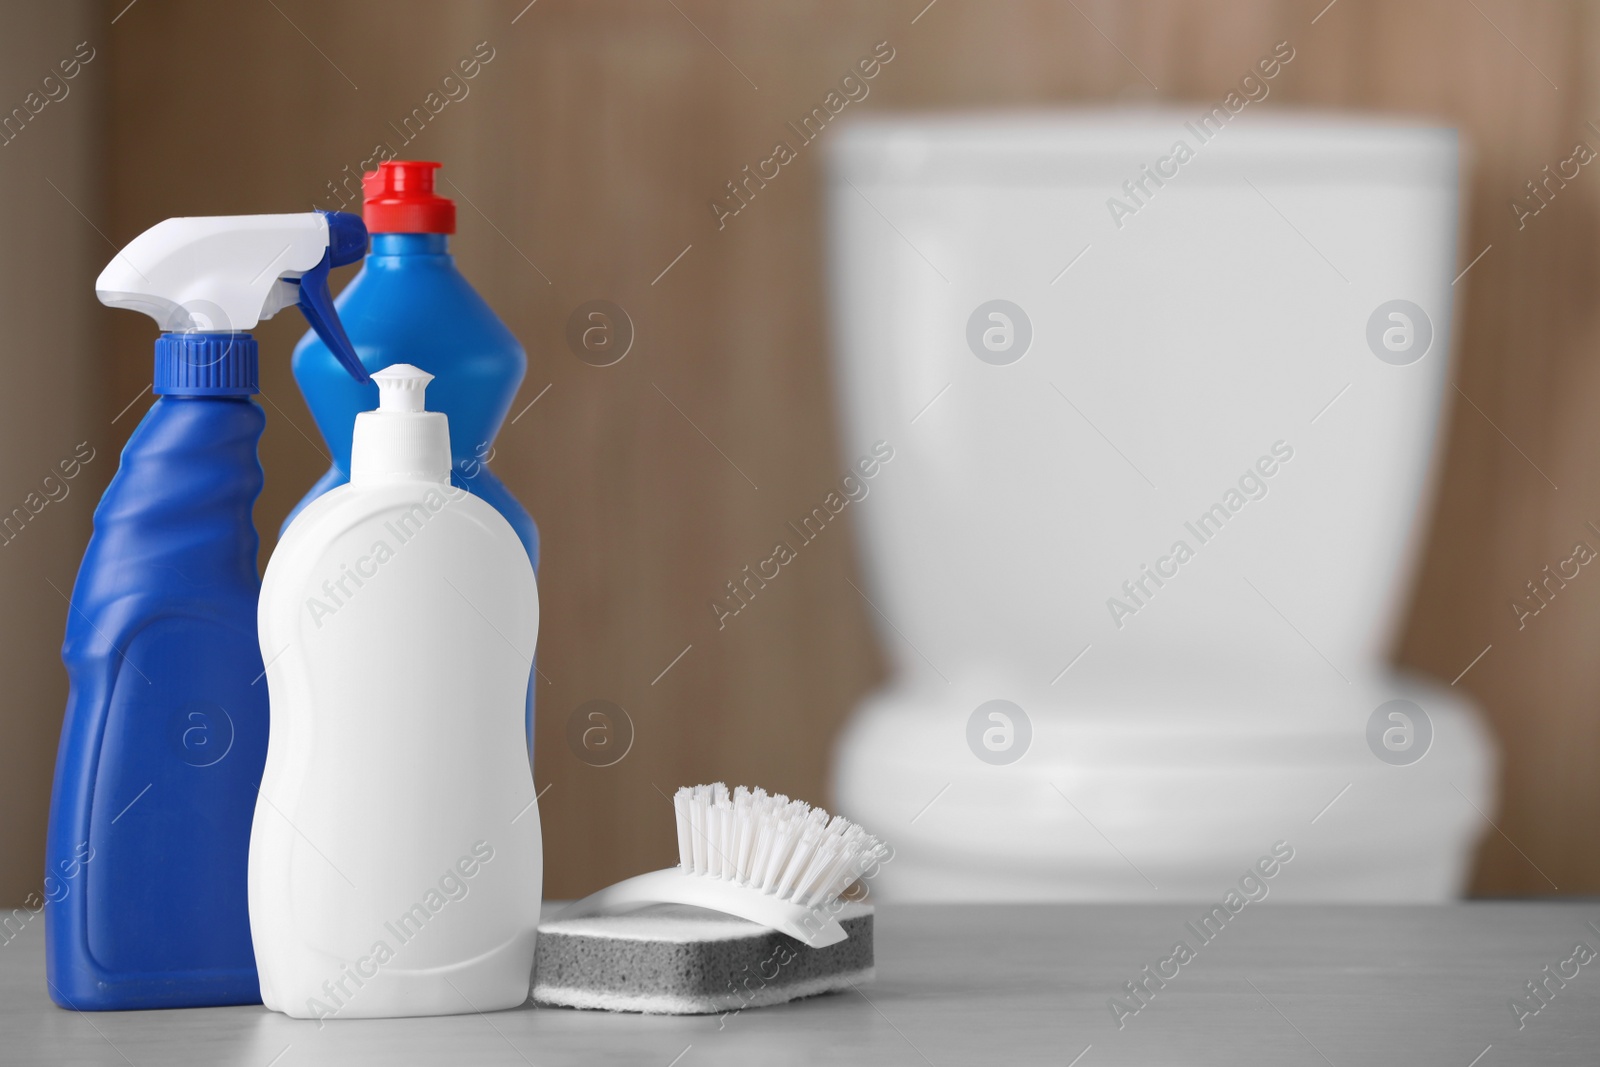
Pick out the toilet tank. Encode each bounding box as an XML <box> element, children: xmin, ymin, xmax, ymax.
<box><xmin>826</xmin><ymin>111</ymin><xmax>1460</xmax><ymax>688</ymax></box>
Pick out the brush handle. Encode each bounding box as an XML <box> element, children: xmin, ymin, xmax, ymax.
<box><xmin>557</xmin><ymin>868</ymin><xmax>850</xmax><ymax>948</ymax></box>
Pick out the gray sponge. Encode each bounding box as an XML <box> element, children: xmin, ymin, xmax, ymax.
<box><xmin>532</xmin><ymin>901</ymin><xmax>873</xmax><ymax>1014</ymax></box>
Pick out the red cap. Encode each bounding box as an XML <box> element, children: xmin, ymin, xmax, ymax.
<box><xmin>362</xmin><ymin>161</ymin><xmax>456</xmax><ymax>234</ymax></box>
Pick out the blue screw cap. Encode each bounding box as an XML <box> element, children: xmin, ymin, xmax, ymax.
<box><xmin>154</xmin><ymin>333</ymin><xmax>258</xmax><ymax>396</ymax></box>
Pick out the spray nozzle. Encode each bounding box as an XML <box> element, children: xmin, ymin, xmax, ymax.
<box><xmin>96</xmin><ymin>211</ymin><xmax>371</xmax><ymax>384</ymax></box>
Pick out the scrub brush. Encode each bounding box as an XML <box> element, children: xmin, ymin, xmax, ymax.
<box><xmin>532</xmin><ymin>784</ymin><xmax>888</xmax><ymax>1014</ymax></box>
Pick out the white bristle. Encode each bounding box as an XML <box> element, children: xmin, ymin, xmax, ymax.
<box><xmin>668</xmin><ymin>783</ymin><xmax>887</xmax><ymax>910</ymax></box>
<box><xmin>673</xmin><ymin>789</ymin><xmax>693</xmax><ymax>870</ymax></box>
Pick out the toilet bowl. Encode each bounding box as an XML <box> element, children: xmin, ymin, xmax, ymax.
<box><xmin>824</xmin><ymin>111</ymin><xmax>1496</xmax><ymax>901</ymax></box>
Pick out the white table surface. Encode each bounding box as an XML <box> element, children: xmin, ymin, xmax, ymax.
<box><xmin>4</xmin><ymin>902</ymin><xmax>1598</xmax><ymax>1065</ymax></box>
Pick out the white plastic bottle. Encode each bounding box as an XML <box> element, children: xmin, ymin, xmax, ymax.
<box><xmin>249</xmin><ymin>365</ymin><xmax>541</xmax><ymax>1020</ymax></box>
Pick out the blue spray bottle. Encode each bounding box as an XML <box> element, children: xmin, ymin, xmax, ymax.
<box><xmin>284</xmin><ymin>161</ymin><xmax>540</xmax><ymax>753</ymax></box>
<box><xmin>45</xmin><ymin>211</ymin><xmax>369</xmax><ymax>1010</ymax></box>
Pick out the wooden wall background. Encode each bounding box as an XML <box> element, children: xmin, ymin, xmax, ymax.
<box><xmin>3</xmin><ymin>0</ymin><xmax>1598</xmax><ymax>902</ymax></box>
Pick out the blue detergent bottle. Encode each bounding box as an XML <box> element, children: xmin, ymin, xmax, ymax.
<box><xmin>284</xmin><ymin>160</ymin><xmax>540</xmax><ymax>753</ymax></box>
<box><xmin>45</xmin><ymin>211</ymin><xmax>369</xmax><ymax>1010</ymax></box>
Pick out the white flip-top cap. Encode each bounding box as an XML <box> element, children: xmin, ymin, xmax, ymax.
<box><xmin>350</xmin><ymin>365</ymin><xmax>451</xmax><ymax>483</ymax></box>
<box><xmin>374</xmin><ymin>364</ymin><xmax>432</xmax><ymax>412</ymax></box>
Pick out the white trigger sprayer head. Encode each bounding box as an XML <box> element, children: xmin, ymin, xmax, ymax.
<box><xmin>94</xmin><ymin>211</ymin><xmax>371</xmax><ymax>383</ymax></box>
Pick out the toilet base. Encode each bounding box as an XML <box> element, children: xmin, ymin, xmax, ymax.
<box><xmin>832</xmin><ymin>670</ymin><xmax>1496</xmax><ymax>901</ymax></box>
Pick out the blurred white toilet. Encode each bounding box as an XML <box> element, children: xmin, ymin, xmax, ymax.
<box><xmin>824</xmin><ymin>111</ymin><xmax>1495</xmax><ymax>901</ymax></box>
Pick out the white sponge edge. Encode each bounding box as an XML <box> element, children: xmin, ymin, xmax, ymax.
<box><xmin>533</xmin><ymin>966</ymin><xmax>875</xmax><ymax>1015</ymax></box>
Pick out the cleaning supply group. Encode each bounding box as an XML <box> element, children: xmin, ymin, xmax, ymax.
<box><xmin>41</xmin><ymin>161</ymin><xmax>888</xmax><ymax>1021</ymax></box>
